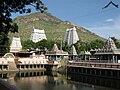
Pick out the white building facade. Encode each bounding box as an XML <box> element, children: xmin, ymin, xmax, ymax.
<box><xmin>30</xmin><ymin>28</ymin><xmax>47</xmax><ymax>43</ymax></box>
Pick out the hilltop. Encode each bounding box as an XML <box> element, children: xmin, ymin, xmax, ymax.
<box><xmin>9</xmin><ymin>12</ymin><xmax>105</xmax><ymax>42</ymax></box>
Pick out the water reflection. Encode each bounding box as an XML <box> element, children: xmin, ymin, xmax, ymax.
<box><xmin>68</xmin><ymin>74</ymin><xmax>120</xmax><ymax>90</ymax></box>
<box><xmin>0</xmin><ymin>71</ymin><xmax>119</xmax><ymax>90</ymax></box>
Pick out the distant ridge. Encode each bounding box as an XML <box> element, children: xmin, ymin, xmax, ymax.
<box><xmin>9</xmin><ymin>12</ymin><xmax>105</xmax><ymax>42</ymax></box>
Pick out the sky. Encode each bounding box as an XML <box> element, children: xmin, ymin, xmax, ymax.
<box><xmin>12</xmin><ymin>0</ymin><xmax>120</xmax><ymax>39</ymax></box>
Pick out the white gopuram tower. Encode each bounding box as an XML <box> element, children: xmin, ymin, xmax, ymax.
<box><xmin>64</xmin><ymin>27</ymin><xmax>79</xmax><ymax>45</ymax></box>
<box><xmin>10</xmin><ymin>37</ymin><xmax>22</xmax><ymax>52</ymax></box>
<box><xmin>30</xmin><ymin>27</ymin><xmax>47</xmax><ymax>43</ymax></box>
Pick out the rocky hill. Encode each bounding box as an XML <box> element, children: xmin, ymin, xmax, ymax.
<box><xmin>9</xmin><ymin>12</ymin><xmax>105</xmax><ymax>42</ymax></box>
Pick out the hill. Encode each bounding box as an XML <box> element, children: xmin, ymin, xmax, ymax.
<box><xmin>9</xmin><ymin>12</ymin><xmax>105</xmax><ymax>42</ymax></box>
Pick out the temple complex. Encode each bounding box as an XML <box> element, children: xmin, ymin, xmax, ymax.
<box><xmin>30</xmin><ymin>27</ymin><xmax>47</xmax><ymax>43</ymax></box>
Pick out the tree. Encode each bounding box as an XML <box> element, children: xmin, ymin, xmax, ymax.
<box><xmin>89</xmin><ymin>39</ymin><xmax>104</xmax><ymax>49</ymax></box>
<box><xmin>22</xmin><ymin>40</ymin><xmax>36</xmax><ymax>50</ymax></box>
<box><xmin>36</xmin><ymin>40</ymin><xmax>55</xmax><ymax>50</ymax></box>
<box><xmin>0</xmin><ymin>0</ymin><xmax>47</xmax><ymax>53</ymax></box>
<box><xmin>62</xmin><ymin>43</ymin><xmax>71</xmax><ymax>53</ymax></box>
<box><xmin>73</xmin><ymin>40</ymin><xmax>104</xmax><ymax>53</ymax></box>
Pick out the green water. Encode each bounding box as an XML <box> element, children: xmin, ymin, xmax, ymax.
<box><xmin>0</xmin><ymin>71</ymin><xmax>119</xmax><ymax>90</ymax></box>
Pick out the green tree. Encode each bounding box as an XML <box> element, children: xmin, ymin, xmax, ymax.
<box><xmin>62</xmin><ymin>43</ymin><xmax>71</xmax><ymax>53</ymax></box>
<box><xmin>36</xmin><ymin>39</ymin><xmax>55</xmax><ymax>50</ymax></box>
<box><xmin>89</xmin><ymin>39</ymin><xmax>104</xmax><ymax>49</ymax></box>
<box><xmin>22</xmin><ymin>40</ymin><xmax>36</xmax><ymax>50</ymax></box>
<box><xmin>74</xmin><ymin>39</ymin><xmax>104</xmax><ymax>53</ymax></box>
<box><xmin>36</xmin><ymin>39</ymin><xmax>48</xmax><ymax>49</ymax></box>
<box><xmin>0</xmin><ymin>0</ymin><xmax>47</xmax><ymax>53</ymax></box>
<box><xmin>73</xmin><ymin>41</ymin><xmax>88</xmax><ymax>53</ymax></box>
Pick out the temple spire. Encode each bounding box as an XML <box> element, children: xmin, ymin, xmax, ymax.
<box><xmin>51</xmin><ymin>44</ymin><xmax>59</xmax><ymax>52</ymax></box>
<box><xmin>71</xmin><ymin>45</ymin><xmax>77</xmax><ymax>55</ymax></box>
<box><xmin>103</xmin><ymin>37</ymin><xmax>117</xmax><ymax>50</ymax></box>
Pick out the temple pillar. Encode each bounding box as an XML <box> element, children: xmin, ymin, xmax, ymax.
<box><xmin>116</xmin><ymin>55</ymin><xmax>118</xmax><ymax>63</ymax></box>
<box><xmin>88</xmin><ymin>56</ymin><xmax>90</xmax><ymax>62</ymax></box>
<box><xmin>108</xmin><ymin>55</ymin><xmax>110</xmax><ymax>63</ymax></box>
<box><xmin>90</xmin><ymin>69</ymin><xmax>92</xmax><ymax>74</ymax></box>
<box><xmin>19</xmin><ymin>65</ymin><xmax>21</xmax><ymax>70</ymax></box>
<box><xmin>99</xmin><ymin>70</ymin><xmax>101</xmax><ymax>76</ymax></box>
<box><xmin>1</xmin><ymin>65</ymin><xmax>3</xmax><ymax>71</ymax></box>
<box><xmin>111</xmin><ymin>70</ymin><xmax>113</xmax><ymax>76</ymax></box>
<box><xmin>112</xmin><ymin>55</ymin><xmax>115</xmax><ymax>63</ymax></box>
<box><xmin>117</xmin><ymin>71</ymin><xmax>119</xmax><ymax>77</ymax></box>
<box><xmin>105</xmin><ymin>70</ymin><xmax>107</xmax><ymax>76</ymax></box>
<box><xmin>85</xmin><ymin>55</ymin><xmax>86</xmax><ymax>61</ymax></box>
<box><xmin>56</xmin><ymin>55</ymin><xmax>57</xmax><ymax>60</ymax></box>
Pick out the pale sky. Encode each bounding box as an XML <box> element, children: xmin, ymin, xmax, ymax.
<box><xmin>12</xmin><ymin>0</ymin><xmax>120</xmax><ymax>39</ymax></box>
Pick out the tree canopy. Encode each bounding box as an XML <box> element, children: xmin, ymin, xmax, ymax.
<box><xmin>0</xmin><ymin>0</ymin><xmax>47</xmax><ymax>53</ymax></box>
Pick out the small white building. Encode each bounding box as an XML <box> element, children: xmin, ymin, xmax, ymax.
<box><xmin>30</xmin><ymin>27</ymin><xmax>47</xmax><ymax>43</ymax></box>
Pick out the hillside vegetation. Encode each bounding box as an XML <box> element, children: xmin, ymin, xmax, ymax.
<box><xmin>9</xmin><ymin>12</ymin><xmax>105</xmax><ymax>42</ymax></box>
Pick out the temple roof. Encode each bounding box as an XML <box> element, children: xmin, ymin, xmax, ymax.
<box><xmin>70</xmin><ymin>45</ymin><xmax>77</xmax><ymax>55</ymax></box>
<box><xmin>103</xmin><ymin>37</ymin><xmax>117</xmax><ymax>50</ymax></box>
<box><xmin>51</xmin><ymin>44</ymin><xmax>60</xmax><ymax>52</ymax></box>
<box><xmin>80</xmin><ymin>51</ymin><xmax>91</xmax><ymax>55</ymax></box>
<box><xmin>46</xmin><ymin>44</ymin><xmax>68</xmax><ymax>55</ymax></box>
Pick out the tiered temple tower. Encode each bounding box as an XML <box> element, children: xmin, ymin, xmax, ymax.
<box><xmin>30</xmin><ymin>27</ymin><xmax>47</xmax><ymax>43</ymax></box>
<box><xmin>10</xmin><ymin>37</ymin><xmax>22</xmax><ymax>52</ymax></box>
<box><xmin>63</xmin><ymin>27</ymin><xmax>79</xmax><ymax>45</ymax></box>
<box><xmin>103</xmin><ymin>37</ymin><xmax>117</xmax><ymax>50</ymax></box>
